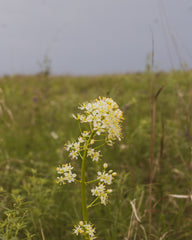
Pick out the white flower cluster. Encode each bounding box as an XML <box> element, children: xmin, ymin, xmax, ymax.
<box><xmin>73</xmin><ymin>97</ymin><xmax>124</xmax><ymax>145</ymax></box>
<box><xmin>64</xmin><ymin>140</ymin><xmax>81</xmax><ymax>160</ymax></box>
<box><xmin>73</xmin><ymin>221</ymin><xmax>96</xmax><ymax>240</ymax></box>
<box><xmin>91</xmin><ymin>163</ymin><xmax>116</xmax><ymax>205</ymax></box>
<box><xmin>87</xmin><ymin>148</ymin><xmax>101</xmax><ymax>162</ymax></box>
<box><xmin>91</xmin><ymin>183</ymin><xmax>112</xmax><ymax>205</ymax></box>
<box><xmin>56</xmin><ymin>98</ymin><xmax>123</xmax><ymax>240</ymax></box>
<box><xmin>97</xmin><ymin>168</ymin><xmax>117</xmax><ymax>185</ymax></box>
<box><xmin>64</xmin><ymin>136</ymin><xmax>101</xmax><ymax>162</ymax></box>
<box><xmin>56</xmin><ymin>163</ymin><xmax>77</xmax><ymax>184</ymax></box>
<box><xmin>64</xmin><ymin>131</ymin><xmax>95</xmax><ymax>161</ymax></box>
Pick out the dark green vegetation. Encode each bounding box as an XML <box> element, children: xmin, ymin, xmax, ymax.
<box><xmin>0</xmin><ymin>71</ymin><xmax>192</xmax><ymax>239</ymax></box>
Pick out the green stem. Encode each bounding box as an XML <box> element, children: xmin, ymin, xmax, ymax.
<box><xmin>86</xmin><ymin>179</ymin><xmax>99</xmax><ymax>184</ymax></box>
<box><xmin>80</xmin><ymin>131</ymin><xmax>95</xmax><ymax>222</ymax></box>
<box><xmin>78</xmin><ymin>120</ymin><xmax>82</xmax><ymax>134</ymax></box>
<box><xmin>87</xmin><ymin>197</ymin><xmax>99</xmax><ymax>209</ymax></box>
<box><xmin>81</xmin><ymin>149</ymin><xmax>88</xmax><ymax>222</ymax></box>
<box><xmin>89</xmin><ymin>202</ymin><xmax>101</xmax><ymax>208</ymax></box>
<box><xmin>94</xmin><ymin>143</ymin><xmax>105</xmax><ymax>150</ymax></box>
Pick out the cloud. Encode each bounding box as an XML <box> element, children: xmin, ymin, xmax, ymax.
<box><xmin>0</xmin><ymin>0</ymin><xmax>191</xmax><ymax>75</ymax></box>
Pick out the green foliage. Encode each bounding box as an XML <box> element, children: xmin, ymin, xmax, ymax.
<box><xmin>0</xmin><ymin>71</ymin><xmax>192</xmax><ymax>239</ymax></box>
<box><xmin>0</xmin><ymin>191</ymin><xmax>35</xmax><ymax>240</ymax></box>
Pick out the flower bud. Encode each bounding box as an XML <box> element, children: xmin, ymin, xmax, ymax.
<box><xmin>103</xmin><ymin>163</ymin><xmax>108</xmax><ymax>169</ymax></box>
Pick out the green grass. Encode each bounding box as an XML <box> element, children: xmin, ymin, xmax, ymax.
<box><xmin>0</xmin><ymin>70</ymin><xmax>192</xmax><ymax>239</ymax></box>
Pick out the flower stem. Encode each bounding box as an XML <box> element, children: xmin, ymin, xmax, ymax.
<box><xmin>80</xmin><ymin>131</ymin><xmax>95</xmax><ymax>222</ymax></box>
<box><xmin>85</xmin><ymin>179</ymin><xmax>99</xmax><ymax>184</ymax></box>
<box><xmin>87</xmin><ymin>197</ymin><xmax>99</xmax><ymax>209</ymax></box>
<box><xmin>81</xmin><ymin>149</ymin><xmax>88</xmax><ymax>222</ymax></box>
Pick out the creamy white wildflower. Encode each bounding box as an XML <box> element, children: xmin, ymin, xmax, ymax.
<box><xmin>56</xmin><ymin>163</ymin><xmax>77</xmax><ymax>184</ymax></box>
<box><xmin>64</xmin><ymin>133</ymin><xmax>95</xmax><ymax>161</ymax></box>
<box><xmin>56</xmin><ymin>173</ymin><xmax>76</xmax><ymax>184</ymax></box>
<box><xmin>73</xmin><ymin>141</ymin><xmax>80</xmax><ymax>152</ymax></box>
<box><xmin>65</xmin><ymin>138</ymin><xmax>84</xmax><ymax>160</ymax></box>
<box><xmin>91</xmin><ymin>183</ymin><xmax>112</xmax><ymax>205</ymax></box>
<box><xmin>64</xmin><ymin>172</ymin><xmax>76</xmax><ymax>183</ymax></box>
<box><xmin>103</xmin><ymin>163</ymin><xmax>108</xmax><ymax>169</ymax></box>
<box><xmin>82</xmin><ymin>131</ymin><xmax>90</xmax><ymax>138</ymax></box>
<box><xmin>57</xmin><ymin>163</ymin><xmax>73</xmax><ymax>173</ymax></box>
<box><xmin>107</xmin><ymin>189</ymin><xmax>113</xmax><ymax>193</ymax></box>
<box><xmin>100</xmin><ymin>193</ymin><xmax>108</xmax><ymax>205</ymax></box>
<box><xmin>72</xmin><ymin>113</ymin><xmax>77</xmax><ymax>120</ymax></box>
<box><xmin>106</xmin><ymin>139</ymin><xmax>113</xmax><ymax>146</ymax></box>
<box><xmin>97</xmin><ymin>165</ymin><xmax>117</xmax><ymax>185</ymax></box>
<box><xmin>72</xmin><ymin>113</ymin><xmax>87</xmax><ymax>122</ymax></box>
<box><xmin>73</xmin><ymin>221</ymin><xmax>96</xmax><ymax>240</ymax></box>
<box><xmin>87</xmin><ymin>148</ymin><xmax>95</xmax><ymax>156</ymax></box>
<box><xmin>69</xmin><ymin>150</ymin><xmax>78</xmax><ymax>160</ymax></box>
<box><xmin>65</xmin><ymin>141</ymin><xmax>80</xmax><ymax>152</ymax></box>
<box><xmin>64</xmin><ymin>141</ymin><xmax>73</xmax><ymax>151</ymax></box>
<box><xmin>57</xmin><ymin>97</ymin><xmax>123</xmax><ymax>238</ymax></box>
<box><xmin>78</xmin><ymin>136</ymin><xmax>85</xmax><ymax>143</ymax></box>
<box><xmin>87</xmin><ymin>148</ymin><xmax>101</xmax><ymax>162</ymax></box>
<box><xmin>84</xmin><ymin>223</ymin><xmax>96</xmax><ymax>239</ymax></box>
<box><xmin>92</xmin><ymin>151</ymin><xmax>101</xmax><ymax>162</ymax></box>
<box><xmin>91</xmin><ymin>183</ymin><xmax>105</xmax><ymax>196</ymax></box>
<box><xmin>97</xmin><ymin>171</ymin><xmax>113</xmax><ymax>185</ymax></box>
<box><xmin>73</xmin><ymin>225</ymin><xmax>83</xmax><ymax>235</ymax></box>
<box><xmin>76</xmin><ymin>97</ymin><xmax>124</xmax><ymax>145</ymax></box>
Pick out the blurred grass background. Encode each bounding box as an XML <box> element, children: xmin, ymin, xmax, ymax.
<box><xmin>0</xmin><ymin>70</ymin><xmax>192</xmax><ymax>239</ymax></box>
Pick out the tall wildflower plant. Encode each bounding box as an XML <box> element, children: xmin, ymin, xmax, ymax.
<box><xmin>56</xmin><ymin>97</ymin><xmax>124</xmax><ymax>240</ymax></box>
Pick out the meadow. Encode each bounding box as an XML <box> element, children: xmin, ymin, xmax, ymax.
<box><xmin>0</xmin><ymin>70</ymin><xmax>192</xmax><ymax>239</ymax></box>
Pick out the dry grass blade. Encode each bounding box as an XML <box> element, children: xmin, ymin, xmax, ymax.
<box><xmin>168</xmin><ymin>194</ymin><xmax>192</xmax><ymax>200</ymax></box>
<box><xmin>130</xmin><ymin>199</ymin><xmax>141</xmax><ymax>223</ymax></box>
<box><xmin>39</xmin><ymin>219</ymin><xmax>46</xmax><ymax>240</ymax></box>
<box><xmin>128</xmin><ymin>199</ymin><xmax>148</xmax><ymax>240</ymax></box>
<box><xmin>159</xmin><ymin>231</ymin><xmax>169</xmax><ymax>240</ymax></box>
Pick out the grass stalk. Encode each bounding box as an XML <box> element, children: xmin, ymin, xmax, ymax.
<box><xmin>149</xmin><ymin>32</ymin><xmax>155</xmax><ymax>240</ymax></box>
<box><xmin>149</xmin><ymin>32</ymin><xmax>165</xmax><ymax>240</ymax></box>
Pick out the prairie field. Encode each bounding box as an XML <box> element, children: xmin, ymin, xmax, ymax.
<box><xmin>0</xmin><ymin>70</ymin><xmax>192</xmax><ymax>239</ymax></box>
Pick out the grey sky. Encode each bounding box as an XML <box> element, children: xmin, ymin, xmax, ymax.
<box><xmin>0</xmin><ymin>0</ymin><xmax>192</xmax><ymax>76</ymax></box>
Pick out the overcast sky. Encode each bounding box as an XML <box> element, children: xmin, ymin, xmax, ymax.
<box><xmin>0</xmin><ymin>0</ymin><xmax>191</xmax><ymax>76</ymax></box>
